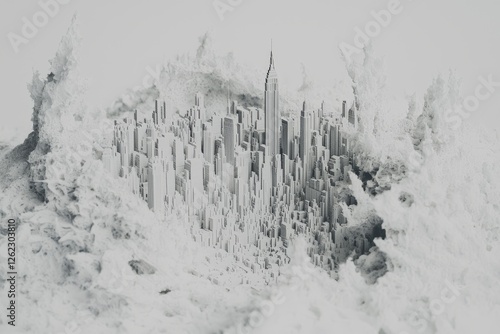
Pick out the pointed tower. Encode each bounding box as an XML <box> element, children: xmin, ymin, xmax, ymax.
<box><xmin>264</xmin><ymin>47</ymin><xmax>280</xmax><ymax>157</ymax></box>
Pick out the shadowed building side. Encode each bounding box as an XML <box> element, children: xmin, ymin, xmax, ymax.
<box><xmin>264</xmin><ymin>50</ymin><xmax>280</xmax><ymax>158</ymax></box>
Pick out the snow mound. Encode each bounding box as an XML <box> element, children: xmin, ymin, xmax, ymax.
<box><xmin>0</xmin><ymin>18</ymin><xmax>499</xmax><ymax>334</ymax></box>
<box><xmin>0</xmin><ymin>17</ymin><xmax>262</xmax><ymax>334</ymax></box>
<box><xmin>108</xmin><ymin>32</ymin><xmax>351</xmax><ymax>121</ymax></box>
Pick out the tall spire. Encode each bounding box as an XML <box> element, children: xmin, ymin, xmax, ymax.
<box><xmin>267</xmin><ymin>40</ymin><xmax>277</xmax><ymax>79</ymax></box>
<box><xmin>226</xmin><ymin>86</ymin><xmax>230</xmax><ymax>115</ymax></box>
<box><xmin>264</xmin><ymin>44</ymin><xmax>280</xmax><ymax>157</ymax></box>
<box><xmin>270</xmin><ymin>39</ymin><xmax>274</xmax><ymax>69</ymax></box>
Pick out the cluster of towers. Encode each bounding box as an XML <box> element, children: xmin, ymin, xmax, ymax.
<box><xmin>103</xmin><ymin>50</ymin><xmax>370</xmax><ymax>281</ymax></box>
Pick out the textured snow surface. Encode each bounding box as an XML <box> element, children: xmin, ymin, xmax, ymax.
<box><xmin>108</xmin><ymin>32</ymin><xmax>351</xmax><ymax>121</ymax></box>
<box><xmin>1</xmin><ymin>18</ymin><xmax>500</xmax><ymax>334</ymax></box>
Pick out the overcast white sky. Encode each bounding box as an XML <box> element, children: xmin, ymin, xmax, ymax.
<box><xmin>1</xmin><ymin>0</ymin><xmax>499</xmax><ymax>142</ymax></box>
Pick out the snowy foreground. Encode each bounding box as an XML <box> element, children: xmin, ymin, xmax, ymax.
<box><xmin>1</xmin><ymin>18</ymin><xmax>500</xmax><ymax>334</ymax></box>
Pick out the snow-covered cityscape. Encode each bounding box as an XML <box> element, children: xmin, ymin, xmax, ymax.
<box><xmin>1</xmin><ymin>1</ymin><xmax>500</xmax><ymax>333</ymax></box>
<box><xmin>106</xmin><ymin>50</ymin><xmax>378</xmax><ymax>281</ymax></box>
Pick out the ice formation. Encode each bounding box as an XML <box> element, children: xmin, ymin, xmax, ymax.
<box><xmin>0</xmin><ymin>17</ymin><xmax>499</xmax><ymax>334</ymax></box>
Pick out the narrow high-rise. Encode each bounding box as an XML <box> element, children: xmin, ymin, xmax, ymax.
<box><xmin>264</xmin><ymin>49</ymin><xmax>280</xmax><ymax>157</ymax></box>
<box><xmin>300</xmin><ymin>100</ymin><xmax>311</xmax><ymax>184</ymax></box>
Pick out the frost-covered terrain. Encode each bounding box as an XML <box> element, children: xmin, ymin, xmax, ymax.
<box><xmin>108</xmin><ymin>32</ymin><xmax>352</xmax><ymax>121</ymax></box>
<box><xmin>1</xmin><ymin>17</ymin><xmax>500</xmax><ymax>334</ymax></box>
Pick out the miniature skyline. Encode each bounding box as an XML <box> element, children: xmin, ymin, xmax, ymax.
<box><xmin>104</xmin><ymin>49</ymin><xmax>372</xmax><ymax>280</ymax></box>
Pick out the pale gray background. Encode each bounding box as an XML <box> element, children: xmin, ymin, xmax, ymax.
<box><xmin>1</xmin><ymin>0</ymin><xmax>499</xmax><ymax>143</ymax></box>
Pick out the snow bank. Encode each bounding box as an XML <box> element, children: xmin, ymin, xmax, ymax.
<box><xmin>0</xmin><ymin>18</ymin><xmax>499</xmax><ymax>334</ymax></box>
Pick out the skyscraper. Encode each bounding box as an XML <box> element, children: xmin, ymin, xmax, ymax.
<box><xmin>264</xmin><ymin>49</ymin><xmax>280</xmax><ymax>157</ymax></box>
<box><xmin>299</xmin><ymin>101</ymin><xmax>311</xmax><ymax>161</ymax></box>
<box><xmin>300</xmin><ymin>101</ymin><xmax>311</xmax><ymax>184</ymax></box>
<box><xmin>147</xmin><ymin>158</ymin><xmax>165</xmax><ymax>213</ymax></box>
<box><xmin>107</xmin><ymin>50</ymin><xmax>364</xmax><ymax>281</ymax></box>
<box><xmin>223</xmin><ymin>116</ymin><xmax>237</xmax><ymax>165</ymax></box>
<box><xmin>281</xmin><ymin>117</ymin><xmax>292</xmax><ymax>157</ymax></box>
